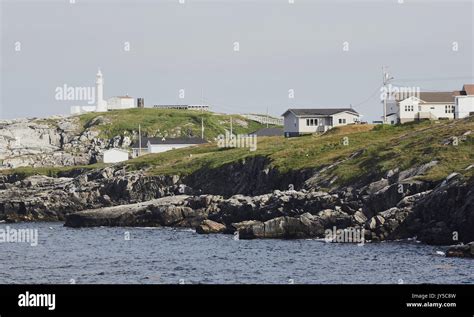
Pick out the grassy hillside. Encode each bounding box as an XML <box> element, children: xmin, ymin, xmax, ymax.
<box><xmin>126</xmin><ymin>117</ymin><xmax>474</xmax><ymax>185</ymax></box>
<box><xmin>3</xmin><ymin>116</ymin><xmax>473</xmax><ymax>187</ymax></box>
<box><xmin>78</xmin><ymin>108</ymin><xmax>274</xmax><ymax>140</ymax></box>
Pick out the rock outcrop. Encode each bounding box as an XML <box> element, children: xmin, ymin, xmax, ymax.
<box><xmin>64</xmin><ymin>195</ymin><xmax>199</xmax><ymax>228</ymax></box>
<box><xmin>0</xmin><ymin>116</ymin><xmax>135</xmax><ymax>169</ymax></box>
<box><xmin>196</xmin><ymin>220</ymin><xmax>227</xmax><ymax>234</ymax></box>
<box><xmin>446</xmin><ymin>242</ymin><xmax>474</xmax><ymax>258</ymax></box>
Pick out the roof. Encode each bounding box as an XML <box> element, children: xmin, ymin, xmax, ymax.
<box><xmin>462</xmin><ymin>84</ymin><xmax>474</xmax><ymax>95</ymax></box>
<box><xmin>396</xmin><ymin>92</ymin><xmax>455</xmax><ymax>103</ymax></box>
<box><xmin>104</xmin><ymin>148</ymin><xmax>128</xmax><ymax>153</ymax></box>
<box><xmin>131</xmin><ymin>137</ymin><xmax>207</xmax><ymax>148</ymax></box>
<box><xmin>249</xmin><ymin>127</ymin><xmax>283</xmax><ymax>137</ymax></box>
<box><xmin>282</xmin><ymin>108</ymin><xmax>359</xmax><ymax>117</ymax></box>
<box><xmin>111</xmin><ymin>95</ymin><xmax>133</xmax><ymax>99</ymax></box>
<box><xmin>419</xmin><ymin>92</ymin><xmax>455</xmax><ymax>103</ymax></box>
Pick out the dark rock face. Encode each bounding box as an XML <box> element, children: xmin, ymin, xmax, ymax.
<box><xmin>405</xmin><ymin>174</ymin><xmax>474</xmax><ymax>245</ymax></box>
<box><xmin>0</xmin><ymin>167</ymin><xmax>183</xmax><ymax>222</ymax></box>
<box><xmin>184</xmin><ymin>156</ymin><xmax>314</xmax><ymax>197</ymax></box>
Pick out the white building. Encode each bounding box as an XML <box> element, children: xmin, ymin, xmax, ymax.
<box><xmin>131</xmin><ymin>137</ymin><xmax>207</xmax><ymax>157</ymax></box>
<box><xmin>282</xmin><ymin>108</ymin><xmax>360</xmax><ymax>137</ymax></box>
<box><xmin>71</xmin><ymin>69</ymin><xmax>136</xmax><ymax>114</ymax></box>
<box><xmin>386</xmin><ymin>92</ymin><xmax>455</xmax><ymax>124</ymax></box>
<box><xmin>107</xmin><ymin>96</ymin><xmax>135</xmax><ymax>110</ymax></box>
<box><xmin>103</xmin><ymin>148</ymin><xmax>129</xmax><ymax>163</ymax></box>
<box><xmin>386</xmin><ymin>85</ymin><xmax>474</xmax><ymax>124</ymax></box>
<box><xmin>455</xmin><ymin>84</ymin><xmax>474</xmax><ymax>119</ymax></box>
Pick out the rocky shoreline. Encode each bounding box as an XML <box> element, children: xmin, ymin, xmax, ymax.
<box><xmin>1</xmin><ymin>158</ymin><xmax>472</xmax><ymax>255</ymax></box>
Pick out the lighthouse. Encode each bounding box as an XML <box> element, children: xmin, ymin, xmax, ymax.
<box><xmin>95</xmin><ymin>68</ymin><xmax>108</xmax><ymax>112</ymax></box>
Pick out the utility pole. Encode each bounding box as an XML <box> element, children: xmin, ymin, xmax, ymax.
<box><xmin>138</xmin><ymin>124</ymin><xmax>142</xmax><ymax>156</ymax></box>
<box><xmin>230</xmin><ymin>115</ymin><xmax>233</xmax><ymax>136</ymax></box>
<box><xmin>201</xmin><ymin>88</ymin><xmax>204</xmax><ymax>139</ymax></box>
<box><xmin>266</xmin><ymin>106</ymin><xmax>269</xmax><ymax>128</ymax></box>
<box><xmin>382</xmin><ymin>66</ymin><xmax>394</xmax><ymax>124</ymax></box>
<box><xmin>201</xmin><ymin>117</ymin><xmax>204</xmax><ymax>139</ymax></box>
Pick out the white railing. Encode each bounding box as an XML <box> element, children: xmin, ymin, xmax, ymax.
<box><xmin>240</xmin><ymin>114</ymin><xmax>284</xmax><ymax>126</ymax></box>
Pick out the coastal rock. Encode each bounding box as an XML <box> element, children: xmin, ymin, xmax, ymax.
<box><xmin>64</xmin><ymin>196</ymin><xmax>191</xmax><ymax>228</ymax></box>
<box><xmin>405</xmin><ymin>173</ymin><xmax>474</xmax><ymax>245</ymax></box>
<box><xmin>196</xmin><ymin>220</ymin><xmax>227</xmax><ymax>234</ymax></box>
<box><xmin>446</xmin><ymin>242</ymin><xmax>474</xmax><ymax>258</ymax></box>
<box><xmin>234</xmin><ymin>213</ymin><xmax>324</xmax><ymax>240</ymax></box>
<box><xmin>366</xmin><ymin>207</ymin><xmax>413</xmax><ymax>241</ymax></box>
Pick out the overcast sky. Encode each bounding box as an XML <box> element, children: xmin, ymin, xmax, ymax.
<box><xmin>1</xmin><ymin>0</ymin><xmax>473</xmax><ymax>121</ymax></box>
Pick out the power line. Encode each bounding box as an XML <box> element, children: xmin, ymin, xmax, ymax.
<box><xmin>353</xmin><ymin>85</ymin><xmax>383</xmax><ymax>108</ymax></box>
<box><xmin>392</xmin><ymin>76</ymin><xmax>473</xmax><ymax>83</ymax></box>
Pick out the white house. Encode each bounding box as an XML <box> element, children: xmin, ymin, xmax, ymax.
<box><xmin>103</xmin><ymin>148</ymin><xmax>129</xmax><ymax>163</ymax></box>
<box><xmin>386</xmin><ymin>85</ymin><xmax>474</xmax><ymax>124</ymax></box>
<box><xmin>131</xmin><ymin>137</ymin><xmax>207</xmax><ymax>157</ymax></box>
<box><xmin>455</xmin><ymin>84</ymin><xmax>474</xmax><ymax>119</ymax></box>
<box><xmin>282</xmin><ymin>108</ymin><xmax>360</xmax><ymax>137</ymax></box>
<box><xmin>386</xmin><ymin>92</ymin><xmax>455</xmax><ymax>124</ymax></box>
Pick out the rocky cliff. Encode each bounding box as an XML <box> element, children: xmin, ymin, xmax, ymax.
<box><xmin>0</xmin><ymin>116</ymin><xmax>132</xmax><ymax>168</ymax></box>
<box><xmin>1</xmin><ymin>156</ymin><xmax>472</xmax><ymax>246</ymax></box>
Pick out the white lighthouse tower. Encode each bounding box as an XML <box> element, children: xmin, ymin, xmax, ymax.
<box><xmin>95</xmin><ymin>68</ymin><xmax>108</xmax><ymax>112</ymax></box>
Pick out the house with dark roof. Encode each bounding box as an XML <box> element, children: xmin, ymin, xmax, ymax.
<box><xmin>282</xmin><ymin>108</ymin><xmax>360</xmax><ymax>137</ymax></box>
<box><xmin>131</xmin><ymin>137</ymin><xmax>207</xmax><ymax>157</ymax></box>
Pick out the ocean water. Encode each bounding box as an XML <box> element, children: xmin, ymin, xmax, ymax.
<box><xmin>1</xmin><ymin>222</ymin><xmax>473</xmax><ymax>284</ymax></box>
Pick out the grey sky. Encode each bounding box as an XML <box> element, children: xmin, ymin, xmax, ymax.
<box><xmin>1</xmin><ymin>0</ymin><xmax>473</xmax><ymax>121</ymax></box>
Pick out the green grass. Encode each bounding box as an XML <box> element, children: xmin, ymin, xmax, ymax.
<box><xmin>125</xmin><ymin>117</ymin><xmax>474</xmax><ymax>185</ymax></box>
<box><xmin>78</xmin><ymin>108</ymin><xmax>274</xmax><ymax>139</ymax></box>
<box><xmin>0</xmin><ymin>164</ymin><xmax>106</xmax><ymax>179</ymax></box>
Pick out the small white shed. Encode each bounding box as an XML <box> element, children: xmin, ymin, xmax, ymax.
<box><xmin>103</xmin><ymin>148</ymin><xmax>129</xmax><ymax>163</ymax></box>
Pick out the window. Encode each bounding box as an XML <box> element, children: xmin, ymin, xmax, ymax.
<box><xmin>404</xmin><ymin>105</ymin><xmax>414</xmax><ymax>112</ymax></box>
<box><xmin>445</xmin><ymin>105</ymin><xmax>454</xmax><ymax>114</ymax></box>
<box><xmin>338</xmin><ymin>118</ymin><xmax>346</xmax><ymax>124</ymax></box>
<box><xmin>306</xmin><ymin>118</ymin><xmax>318</xmax><ymax>126</ymax></box>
